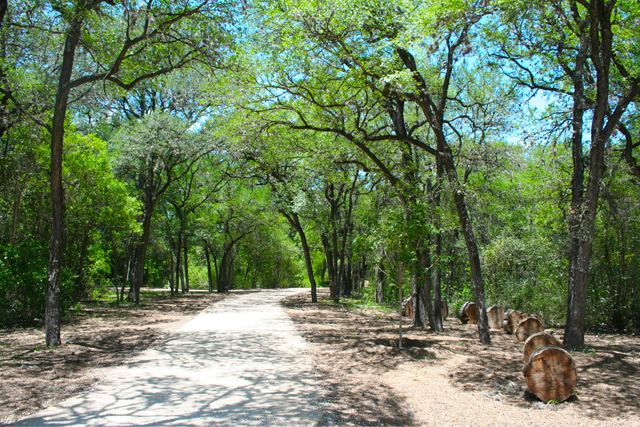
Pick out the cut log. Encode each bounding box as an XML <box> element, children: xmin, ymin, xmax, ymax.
<box><xmin>441</xmin><ymin>301</ymin><xmax>449</xmax><ymax>320</ymax></box>
<box><xmin>515</xmin><ymin>316</ymin><xmax>545</xmax><ymax>342</ymax></box>
<box><xmin>402</xmin><ymin>296</ymin><xmax>413</xmax><ymax>318</ymax></box>
<box><xmin>502</xmin><ymin>309</ymin><xmax>514</xmax><ymax>334</ymax></box>
<box><xmin>487</xmin><ymin>305</ymin><xmax>505</xmax><ymax>329</ymax></box>
<box><xmin>503</xmin><ymin>309</ymin><xmax>522</xmax><ymax>334</ymax></box>
<box><xmin>523</xmin><ymin>346</ymin><xmax>577</xmax><ymax>403</ymax></box>
<box><xmin>458</xmin><ymin>301</ymin><xmax>471</xmax><ymax>324</ymax></box>
<box><xmin>465</xmin><ymin>302</ymin><xmax>477</xmax><ymax>324</ymax></box>
<box><xmin>523</xmin><ymin>332</ymin><xmax>563</xmax><ymax>364</ymax></box>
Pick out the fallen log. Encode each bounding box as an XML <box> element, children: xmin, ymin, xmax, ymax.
<box><xmin>515</xmin><ymin>316</ymin><xmax>545</xmax><ymax>342</ymax></box>
<box><xmin>523</xmin><ymin>346</ymin><xmax>577</xmax><ymax>403</ymax></box>
<box><xmin>523</xmin><ymin>332</ymin><xmax>563</xmax><ymax>364</ymax></box>
<box><xmin>487</xmin><ymin>305</ymin><xmax>505</xmax><ymax>329</ymax></box>
<box><xmin>441</xmin><ymin>301</ymin><xmax>449</xmax><ymax>320</ymax></box>
<box><xmin>503</xmin><ymin>309</ymin><xmax>522</xmax><ymax>334</ymax></box>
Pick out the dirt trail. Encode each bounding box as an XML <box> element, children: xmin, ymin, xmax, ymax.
<box><xmin>13</xmin><ymin>289</ymin><xmax>321</xmax><ymax>426</ymax></box>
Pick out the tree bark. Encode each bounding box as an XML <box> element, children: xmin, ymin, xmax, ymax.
<box><xmin>442</xmin><ymin>152</ymin><xmax>491</xmax><ymax>344</ymax></box>
<box><xmin>322</xmin><ymin>234</ymin><xmax>338</xmax><ymax>302</ymax></box>
<box><xmin>169</xmin><ymin>247</ymin><xmax>176</xmax><ymax>296</ymax></box>
<box><xmin>411</xmin><ymin>274</ymin><xmax>428</xmax><ymax>328</ymax></box>
<box><xmin>420</xmin><ymin>249</ymin><xmax>435</xmax><ymax>329</ymax></box>
<box><xmin>183</xmin><ymin>238</ymin><xmax>190</xmax><ymax>293</ymax></box>
<box><xmin>376</xmin><ymin>246</ymin><xmax>385</xmax><ymax>304</ymax></box>
<box><xmin>283</xmin><ymin>212</ymin><xmax>317</xmax><ymax>302</ymax></box>
<box><xmin>134</xmin><ymin>191</ymin><xmax>156</xmax><ymax>304</ymax></box>
<box><xmin>204</xmin><ymin>241</ymin><xmax>213</xmax><ymax>293</ymax></box>
<box><xmin>46</xmin><ymin>10</ymin><xmax>85</xmax><ymax>347</ymax></box>
<box><xmin>431</xmin><ymin>159</ymin><xmax>445</xmax><ymax>332</ymax></box>
<box><xmin>565</xmin><ymin>14</ymin><xmax>590</xmax><ymax>351</ymax></box>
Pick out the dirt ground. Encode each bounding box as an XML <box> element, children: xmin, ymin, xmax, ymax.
<box><xmin>282</xmin><ymin>289</ymin><xmax>640</xmax><ymax>427</ymax></box>
<box><xmin>2</xmin><ymin>288</ymin><xmax>639</xmax><ymax>426</ymax></box>
<box><xmin>0</xmin><ymin>291</ymin><xmax>226</xmax><ymax>426</ymax></box>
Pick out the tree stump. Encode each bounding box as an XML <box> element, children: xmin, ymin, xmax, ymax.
<box><xmin>523</xmin><ymin>332</ymin><xmax>563</xmax><ymax>364</ymax></box>
<box><xmin>441</xmin><ymin>301</ymin><xmax>449</xmax><ymax>320</ymax></box>
<box><xmin>402</xmin><ymin>296</ymin><xmax>413</xmax><ymax>318</ymax></box>
<box><xmin>465</xmin><ymin>302</ymin><xmax>477</xmax><ymax>324</ymax></box>
<box><xmin>459</xmin><ymin>302</ymin><xmax>471</xmax><ymax>324</ymax></box>
<box><xmin>487</xmin><ymin>305</ymin><xmax>505</xmax><ymax>329</ymax></box>
<box><xmin>503</xmin><ymin>309</ymin><xmax>521</xmax><ymax>334</ymax></box>
<box><xmin>523</xmin><ymin>346</ymin><xmax>577</xmax><ymax>402</ymax></box>
<box><xmin>515</xmin><ymin>316</ymin><xmax>545</xmax><ymax>342</ymax></box>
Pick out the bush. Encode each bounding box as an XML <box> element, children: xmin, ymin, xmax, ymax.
<box><xmin>0</xmin><ymin>241</ymin><xmax>75</xmax><ymax>328</ymax></box>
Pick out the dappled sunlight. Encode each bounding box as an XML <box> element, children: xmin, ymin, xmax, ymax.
<box><xmin>14</xmin><ymin>289</ymin><xmax>321</xmax><ymax>426</ymax></box>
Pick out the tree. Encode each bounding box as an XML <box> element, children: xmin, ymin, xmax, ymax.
<box><xmin>30</xmin><ymin>0</ymin><xmax>232</xmax><ymax>346</ymax></box>
<box><xmin>495</xmin><ymin>0</ymin><xmax>640</xmax><ymax>349</ymax></box>
<box><xmin>112</xmin><ymin>112</ymin><xmax>214</xmax><ymax>304</ymax></box>
<box><xmin>246</xmin><ymin>0</ymin><xmax>520</xmax><ymax>342</ymax></box>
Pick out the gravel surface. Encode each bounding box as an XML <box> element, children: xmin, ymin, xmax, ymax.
<box><xmin>13</xmin><ymin>289</ymin><xmax>321</xmax><ymax>426</ymax></box>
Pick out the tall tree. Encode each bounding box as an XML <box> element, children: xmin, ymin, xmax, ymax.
<box><xmin>495</xmin><ymin>0</ymin><xmax>640</xmax><ymax>349</ymax></box>
<box><xmin>38</xmin><ymin>0</ymin><xmax>230</xmax><ymax>346</ymax></box>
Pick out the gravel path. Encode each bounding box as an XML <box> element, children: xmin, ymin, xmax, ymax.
<box><xmin>14</xmin><ymin>289</ymin><xmax>321</xmax><ymax>426</ymax></box>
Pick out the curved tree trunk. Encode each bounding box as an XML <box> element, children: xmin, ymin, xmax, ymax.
<box><xmin>441</xmin><ymin>151</ymin><xmax>490</xmax><ymax>344</ymax></box>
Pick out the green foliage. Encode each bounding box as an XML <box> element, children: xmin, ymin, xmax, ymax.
<box><xmin>0</xmin><ymin>241</ymin><xmax>74</xmax><ymax>327</ymax></box>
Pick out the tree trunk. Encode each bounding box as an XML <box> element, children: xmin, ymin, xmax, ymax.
<box><xmin>411</xmin><ymin>274</ymin><xmax>428</xmax><ymax>328</ymax></box>
<box><xmin>183</xmin><ymin>238</ymin><xmax>190</xmax><ymax>293</ymax></box>
<box><xmin>46</xmin><ymin>15</ymin><xmax>84</xmax><ymax>346</ymax></box>
<box><xmin>134</xmin><ymin>181</ymin><xmax>157</xmax><ymax>304</ymax></box>
<box><xmin>442</xmin><ymin>151</ymin><xmax>490</xmax><ymax>344</ymax></box>
<box><xmin>111</xmin><ymin>240</ymin><xmax>119</xmax><ymax>305</ymax></box>
<box><xmin>322</xmin><ymin>234</ymin><xmax>338</xmax><ymax>303</ymax></box>
<box><xmin>344</xmin><ymin>248</ymin><xmax>353</xmax><ymax>297</ymax></box>
<box><xmin>376</xmin><ymin>255</ymin><xmax>385</xmax><ymax>304</ymax></box>
<box><xmin>431</xmin><ymin>158</ymin><xmax>445</xmax><ymax>332</ymax></box>
<box><xmin>420</xmin><ymin>249</ymin><xmax>436</xmax><ymax>330</ymax></box>
<box><xmin>123</xmin><ymin>244</ymin><xmax>134</xmax><ymax>304</ymax></box>
<box><xmin>285</xmin><ymin>212</ymin><xmax>317</xmax><ymax>302</ymax></box>
<box><xmin>565</xmin><ymin>27</ymin><xmax>589</xmax><ymax>351</ymax></box>
<box><xmin>204</xmin><ymin>241</ymin><xmax>213</xmax><ymax>293</ymax></box>
<box><xmin>169</xmin><ymin>248</ymin><xmax>176</xmax><ymax>296</ymax></box>
<box><xmin>227</xmin><ymin>245</ymin><xmax>237</xmax><ymax>290</ymax></box>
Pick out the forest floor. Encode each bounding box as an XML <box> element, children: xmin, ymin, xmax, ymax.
<box><xmin>2</xmin><ymin>288</ymin><xmax>639</xmax><ymax>426</ymax></box>
<box><xmin>0</xmin><ymin>290</ymin><xmax>226</xmax><ymax>426</ymax></box>
<box><xmin>283</xmin><ymin>288</ymin><xmax>640</xmax><ymax>427</ymax></box>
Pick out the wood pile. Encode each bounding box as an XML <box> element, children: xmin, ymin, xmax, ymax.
<box><xmin>521</xmin><ymin>332</ymin><xmax>577</xmax><ymax>403</ymax></box>
<box><xmin>458</xmin><ymin>301</ymin><xmax>477</xmax><ymax>324</ymax></box>
<box><xmin>487</xmin><ymin>305</ymin><xmax>505</xmax><ymax>329</ymax></box>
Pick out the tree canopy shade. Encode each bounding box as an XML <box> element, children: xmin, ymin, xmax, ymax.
<box><xmin>1</xmin><ymin>0</ymin><xmax>237</xmax><ymax>346</ymax></box>
<box><xmin>0</xmin><ymin>0</ymin><xmax>639</xmax><ymax>349</ymax></box>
